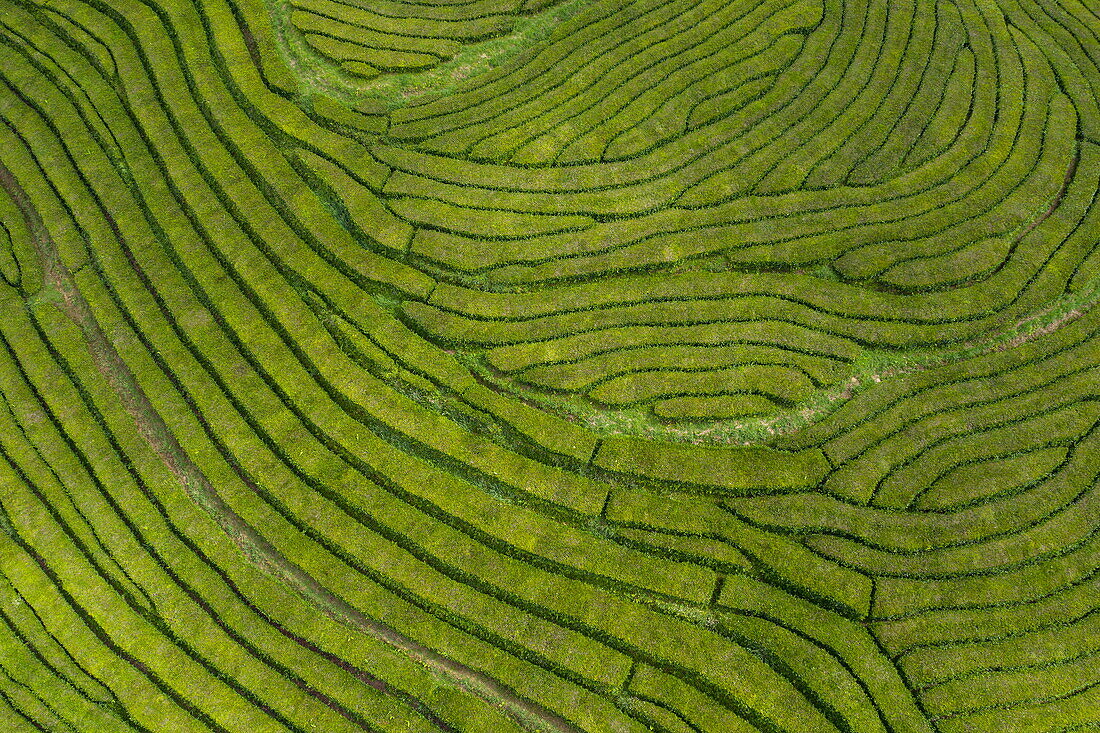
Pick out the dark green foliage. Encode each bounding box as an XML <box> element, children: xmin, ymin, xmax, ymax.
<box><xmin>0</xmin><ymin>0</ymin><xmax>1097</xmax><ymax>729</ymax></box>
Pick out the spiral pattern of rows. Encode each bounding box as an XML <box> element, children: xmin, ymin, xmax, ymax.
<box><xmin>0</xmin><ymin>0</ymin><xmax>1097</xmax><ymax>730</ymax></box>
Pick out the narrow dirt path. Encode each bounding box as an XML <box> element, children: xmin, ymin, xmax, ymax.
<box><xmin>0</xmin><ymin>159</ymin><xmax>581</xmax><ymax>733</ymax></box>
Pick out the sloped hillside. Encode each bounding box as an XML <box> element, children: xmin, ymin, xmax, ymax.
<box><xmin>0</xmin><ymin>0</ymin><xmax>1097</xmax><ymax>730</ymax></box>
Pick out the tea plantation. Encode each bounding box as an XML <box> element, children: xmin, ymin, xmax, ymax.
<box><xmin>0</xmin><ymin>0</ymin><xmax>1097</xmax><ymax>729</ymax></box>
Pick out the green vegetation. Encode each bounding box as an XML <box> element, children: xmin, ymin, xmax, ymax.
<box><xmin>0</xmin><ymin>0</ymin><xmax>1097</xmax><ymax>729</ymax></box>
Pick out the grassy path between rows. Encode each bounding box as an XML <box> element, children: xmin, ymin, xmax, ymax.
<box><xmin>461</xmin><ymin>148</ymin><xmax>1100</xmax><ymax>447</ymax></box>
<box><xmin>0</xmin><ymin>159</ymin><xmax>582</xmax><ymax>733</ymax></box>
<box><xmin>461</xmin><ymin>280</ymin><xmax>1099</xmax><ymax>448</ymax></box>
<box><xmin>266</xmin><ymin>0</ymin><xmax>593</xmax><ymax>108</ymax></box>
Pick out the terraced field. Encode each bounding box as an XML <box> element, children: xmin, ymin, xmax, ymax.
<box><xmin>0</xmin><ymin>0</ymin><xmax>1098</xmax><ymax>729</ymax></box>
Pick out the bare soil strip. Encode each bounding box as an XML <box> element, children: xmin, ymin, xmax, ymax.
<box><xmin>0</xmin><ymin>160</ymin><xmax>581</xmax><ymax>733</ymax></box>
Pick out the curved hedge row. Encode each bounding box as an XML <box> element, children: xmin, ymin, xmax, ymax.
<box><xmin>0</xmin><ymin>0</ymin><xmax>1097</xmax><ymax>730</ymax></box>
